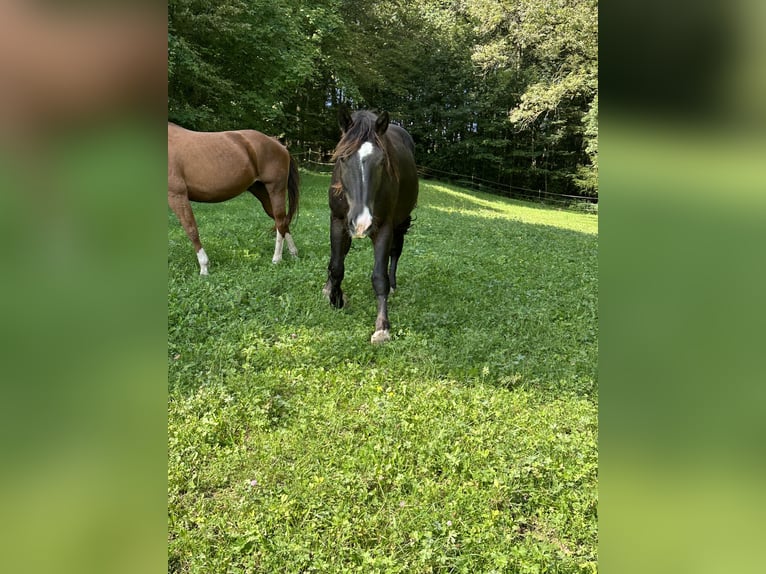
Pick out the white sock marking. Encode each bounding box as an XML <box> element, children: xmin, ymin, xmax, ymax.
<box><xmin>371</xmin><ymin>329</ymin><xmax>390</xmax><ymax>344</ymax></box>
<box><xmin>272</xmin><ymin>231</ymin><xmax>285</xmax><ymax>263</ymax></box>
<box><xmin>285</xmin><ymin>233</ymin><xmax>298</xmax><ymax>257</ymax></box>
<box><xmin>197</xmin><ymin>248</ymin><xmax>209</xmax><ymax>275</ymax></box>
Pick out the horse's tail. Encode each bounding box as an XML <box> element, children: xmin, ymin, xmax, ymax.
<box><xmin>286</xmin><ymin>154</ymin><xmax>300</xmax><ymax>226</ymax></box>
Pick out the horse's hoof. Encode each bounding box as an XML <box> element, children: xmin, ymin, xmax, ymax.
<box><xmin>330</xmin><ymin>293</ymin><xmax>347</xmax><ymax>309</ymax></box>
<box><xmin>325</xmin><ymin>284</ymin><xmax>348</xmax><ymax>308</ymax></box>
<box><xmin>371</xmin><ymin>329</ymin><xmax>390</xmax><ymax>344</ymax></box>
<box><xmin>199</xmin><ymin>269</ymin><xmax>209</xmax><ymax>276</ymax></box>
<box><xmin>271</xmin><ymin>257</ymin><xmax>281</xmax><ymax>264</ymax></box>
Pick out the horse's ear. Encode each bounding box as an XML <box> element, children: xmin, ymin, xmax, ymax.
<box><xmin>338</xmin><ymin>105</ymin><xmax>353</xmax><ymax>132</ymax></box>
<box><xmin>376</xmin><ymin>111</ymin><xmax>390</xmax><ymax>135</ymax></box>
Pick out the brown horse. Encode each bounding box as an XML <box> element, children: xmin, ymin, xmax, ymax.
<box><xmin>168</xmin><ymin>122</ymin><xmax>299</xmax><ymax>274</ymax></box>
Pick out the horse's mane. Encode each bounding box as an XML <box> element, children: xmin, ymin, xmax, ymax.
<box><xmin>331</xmin><ymin>111</ymin><xmax>396</xmax><ymax>179</ymax></box>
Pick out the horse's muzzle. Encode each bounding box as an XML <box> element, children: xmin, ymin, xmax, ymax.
<box><xmin>350</xmin><ymin>207</ymin><xmax>373</xmax><ymax>238</ymax></box>
<box><xmin>351</xmin><ymin>224</ymin><xmax>371</xmax><ymax>238</ymax></box>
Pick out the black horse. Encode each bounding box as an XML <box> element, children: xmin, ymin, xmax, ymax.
<box><xmin>323</xmin><ymin>108</ymin><xmax>419</xmax><ymax>343</ymax></box>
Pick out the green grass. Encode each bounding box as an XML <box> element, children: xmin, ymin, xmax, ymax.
<box><xmin>168</xmin><ymin>172</ymin><xmax>598</xmax><ymax>573</ymax></box>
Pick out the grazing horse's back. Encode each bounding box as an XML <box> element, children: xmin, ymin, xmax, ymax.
<box><xmin>168</xmin><ymin>122</ymin><xmax>300</xmax><ymax>273</ymax></box>
<box><xmin>169</xmin><ymin>125</ymin><xmax>286</xmax><ymax>202</ymax></box>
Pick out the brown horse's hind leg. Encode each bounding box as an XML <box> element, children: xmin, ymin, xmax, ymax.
<box><xmin>263</xmin><ymin>180</ymin><xmax>297</xmax><ymax>263</ymax></box>
<box><xmin>251</xmin><ymin>183</ymin><xmax>295</xmax><ymax>263</ymax></box>
<box><xmin>250</xmin><ymin>183</ymin><xmax>274</xmax><ymax>219</ymax></box>
<box><xmin>168</xmin><ymin>190</ymin><xmax>209</xmax><ymax>275</ymax></box>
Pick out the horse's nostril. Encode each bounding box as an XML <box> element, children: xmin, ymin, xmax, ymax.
<box><xmin>351</xmin><ymin>223</ymin><xmax>370</xmax><ymax>238</ymax></box>
<box><xmin>351</xmin><ymin>207</ymin><xmax>373</xmax><ymax>238</ymax></box>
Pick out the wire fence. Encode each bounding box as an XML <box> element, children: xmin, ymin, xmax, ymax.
<box><xmin>417</xmin><ymin>165</ymin><xmax>598</xmax><ymax>207</ymax></box>
<box><xmin>290</xmin><ymin>149</ymin><xmax>335</xmax><ymax>172</ymax></box>
<box><xmin>291</xmin><ymin>148</ymin><xmax>598</xmax><ymax>209</ymax></box>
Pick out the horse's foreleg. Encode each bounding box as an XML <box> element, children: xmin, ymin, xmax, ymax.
<box><xmin>370</xmin><ymin>225</ymin><xmax>393</xmax><ymax>344</ymax></box>
<box><xmin>168</xmin><ymin>191</ymin><xmax>208</xmax><ymax>275</ymax></box>
<box><xmin>389</xmin><ymin>216</ymin><xmax>412</xmax><ymax>292</ymax></box>
<box><xmin>325</xmin><ymin>215</ymin><xmax>351</xmax><ymax>308</ymax></box>
<box><xmin>388</xmin><ymin>230</ymin><xmax>404</xmax><ymax>292</ymax></box>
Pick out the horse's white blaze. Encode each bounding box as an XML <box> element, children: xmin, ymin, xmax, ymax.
<box><xmin>358</xmin><ymin>141</ymin><xmax>373</xmax><ymax>185</ymax></box>
<box><xmin>197</xmin><ymin>248</ymin><xmax>209</xmax><ymax>275</ymax></box>
<box><xmin>358</xmin><ymin>141</ymin><xmax>374</xmax><ymax>160</ymax></box>
<box><xmin>353</xmin><ymin>206</ymin><xmax>372</xmax><ymax>238</ymax></box>
<box><xmin>272</xmin><ymin>231</ymin><xmax>285</xmax><ymax>263</ymax></box>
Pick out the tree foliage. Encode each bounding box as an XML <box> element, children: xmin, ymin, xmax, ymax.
<box><xmin>168</xmin><ymin>0</ymin><xmax>598</xmax><ymax>197</ymax></box>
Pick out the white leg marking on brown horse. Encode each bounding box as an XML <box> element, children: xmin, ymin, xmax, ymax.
<box><xmin>197</xmin><ymin>248</ymin><xmax>209</xmax><ymax>275</ymax></box>
<box><xmin>285</xmin><ymin>233</ymin><xmax>298</xmax><ymax>257</ymax></box>
<box><xmin>272</xmin><ymin>231</ymin><xmax>285</xmax><ymax>263</ymax></box>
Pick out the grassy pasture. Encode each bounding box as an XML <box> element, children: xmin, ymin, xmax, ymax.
<box><xmin>168</xmin><ymin>172</ymin><xmax>598</xmax><ymax>573</ymax></box>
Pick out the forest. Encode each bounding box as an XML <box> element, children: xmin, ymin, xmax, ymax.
<box><xmin>168</xmin><ymin>0</ymin><xmax>598</xmax><ymax>201</ymax></box>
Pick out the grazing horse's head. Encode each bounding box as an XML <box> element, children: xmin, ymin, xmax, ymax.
<box><xmin>332</xmin><ymin>108</ymin><xmax>393</xmax><ymax>238</ymax></box>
